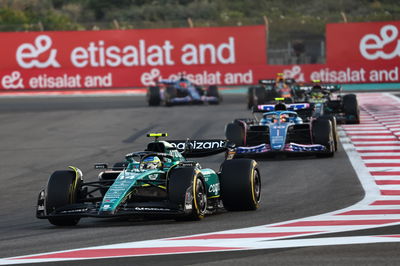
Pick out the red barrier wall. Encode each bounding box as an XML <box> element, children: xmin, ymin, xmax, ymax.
<box><xmin>0</xmin><ymin>25</ymin><xmax>266</xmax><ymax>89</ymax></box>
<box><xmin>1</xmin><ymin>21</ymin><xmax>400</xmax><ymax>90</ymax></box>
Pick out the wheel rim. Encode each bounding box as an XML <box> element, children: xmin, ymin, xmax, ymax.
<box><xmin>194</xmin><ymin>178</ymin><xmax>207</xmax><ymax>214</ymax></box>
<box><xmin>252</xmin><ymin>170</ymin><xmax>261</xmax><ymax>203</ymax></box>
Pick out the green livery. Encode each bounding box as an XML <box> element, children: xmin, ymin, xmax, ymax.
<box><xmin>36</xmin><ymin>134</ymin><xmax>261</xmax><ymax>226</ymax></box>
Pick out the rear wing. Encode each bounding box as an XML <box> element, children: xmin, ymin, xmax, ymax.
<box><xmin>298</xmin><ymin>84</ymin><xmax>341</xmax><ymax>92</ymax></box>
<box><xmin>258</xmin><ymin>79</ymin><xmax>275</xmax><ymax>85</ymax></box>
<box><xmin>157</xmin><ymin>79</ymin><xmax>177</xmax><ymax>85</ymax></box>
<box><xmin>167</xmin><ymin>139</ymin><xmax>227</xmax><ymax>157</ymax></box>
<box><xmin>259</xmin><ymin>79</ymin><xmax>296</xmax><ymax>86</ymax></box>
<box><xmin>253</xmin><ymin>103</ymin><xmax>311</xmax><ymax>113</ymax></box>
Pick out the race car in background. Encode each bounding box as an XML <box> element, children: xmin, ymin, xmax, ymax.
<box><xmin>225</xmin><ymin>102</ymin><xmax>336</xmax><ymax>158</ymax></box>
<box><xmin>36</xmin><ymin>133</ymin><xmax>260</xmax><ymax>226</ymax></box>
<box><xmin>297</xmin><ymin>82</ymin><xmax>360</xmax><ymax>124</ymax></box>
<box><xmin>247</xmin><ymin>73</ymin><xmax>304</xmax><ymax>109</ymax></box>
<box><xmin>147</xmin><ymin>76</ymin><xmax>221</xmax><ymax>106</ymax></box>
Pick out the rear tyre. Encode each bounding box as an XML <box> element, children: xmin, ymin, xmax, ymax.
<box><xmin>312</xmin><ymin>118</ymin><xmax>334</xmax><ymax>158</ymax></box>
<box><xmin>147</xmin><ymin>86</ymin><xmax>161</xmax><ymax>106</ymax></box>
<box><xmin>225</xmin><ymin>122</ymin><xmax>245</xmax><ymax>146</ymax></box>
<box><xmin>168</xmin><ymin>167</ymin><xmax>207</xmax><ymax>221</ymax></box>
<box><xmin>343</xmin><ymin>94</ymin><xmax>360</xmax><ymax>124</ymax></box>
<box><xmin>247</xmin><ymin>87</ymin><xmax>255</xmax><ymax>109</ymax></box>
<box><xmin>165</xmin><ymin>86</ymin><xmax>177</xmax><ymax>106</ymax></box>
<box><xmin>207</xmin><ymin>85</ymin><xmax>221</xmax><ymax>104</ymax></box>
<box><xmin>45</xmin><ymin>170</ymin><xmax>81</xmax><ymax>226</ymax></box>
<box><xmin>254</xmin><ymin>86</ymin><xmax>266</xmax><ymax>106</ymax></box>
<box><xmin>220</xmin><ymin>159</ymin><xmax>261</xmax><ymax>211</ymax></box>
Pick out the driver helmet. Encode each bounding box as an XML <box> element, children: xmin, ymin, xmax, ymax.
<box><xmin>141</xmin><ymin>156</ymin><xmax>162</xmax><ymax>170</ymax></box>
<box><xmin>280</xmin><ymin>113</ymin><xmax>289</xmax><ymax>122</ymax></box>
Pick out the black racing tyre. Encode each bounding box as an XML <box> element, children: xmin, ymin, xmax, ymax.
<box><xmin>168</xmin><ymin>167</ymin><xmax>207</xmax><ymax>221</ymax></box>
<box><xmin>321</xmin><ymin>115</ymin><xmax>338</xmax><ymax>152</ymax></box>
<box><xmin>247</xmin><ymin>87</ymin><xmax>255</xmax><ymax>109</ymax></box>
<box><xmin>343</xmin><ymin>94</ymin><xmax>360</xmax><ymax>124</ymax></box>
<box><xmin>165</xmin><ymin>86</ymin><xmax>177</xmax><ymax>106</ymax></box>
<box><xmin>207</xmin><ymin>85</ymin><xmax>221</xmax><ymax>104</ymax></box>
<box><xmin>45</xmin><ymin>170</ymin><xmax>81</xmax><ymax>226</ymax></box>
<box><xmin>312</xmin><ymin>118</ymin><xmax>334</xmax><ymax>158</ymax></box>
<box><xmin>147</xmin><ymin>86</ymin><xmax>161</xmax><ymax>106</ymax></box>
<box><xmin>225</xmin><ymin>122</ymin><xmax>244</xmax><ymax>146</ymax></box>
<box><xmin>219</xmin><ymin>159</ymin><xmax>261</xmax><ymax>211</ymax></box>
<box><xmin>254</xmin><ymin>86</ymin><xmax>266</xmax><ymax>106</ymax></box>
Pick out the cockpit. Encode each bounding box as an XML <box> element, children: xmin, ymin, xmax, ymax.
<box><xmin>259</xmin><ymin>111</ymin><xmax>302</xmax><ymax>125</ymax></box>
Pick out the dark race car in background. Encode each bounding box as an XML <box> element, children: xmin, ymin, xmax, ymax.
<box><xmin>247</xmin><ymin>74</ymin><xmax>304</xmax><ymax>109</ymax></box>
<box><xmin>147</xmin><ymin>77</ymin><xmax>221</xmax><ymax>106</ymax></box>
<box><xmin>36</xmin><ymin>133</ymin><xmax>260</xmax><ymax>226</ymax></box>
<box><xmin>297</xmin><ymin>82</ymin><xmax>360</xmax><ymax>124</ymax></box>
<box><xmin>225</xmin><ymin>102</ymin><xmax>336</xmax><ymax>158</ymax></box>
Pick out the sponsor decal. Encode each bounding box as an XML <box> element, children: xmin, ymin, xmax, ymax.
<box><xmin>236</xmin><ymin>144</ymin><xmax>270</xmax><ymax>154</ymax></box>
<box><xmin>134</xmin><ymin>207</ymin><xmax>170</xmax><ymax>211</ymax></box>
<box><xmin>16</xmin><ymin>35</ymin><xmax>60</xmax><ymax>69</ymax></box>
<box><xmin>286</xmin><ymin>143</ymin><xmax>326</xmax><ymax>152</ymax></box>
<box><xmin>208</xmin><ymin>183</ymin><xmax>220</xmax><ymax>194</ymax></box>
<box><xmin>283</xmin><ymin>65</ymin><xmax>305</xmax><ymax>82</ymax></box>
<box><xmin>171</xmin><ymin>140</ymin><xmax>226</xmax><ymax>151</ymax></box>
<box><xmin>60</xmin><ymin>208</ymin><xmax>88</xmax><ymax>214</ymax></box>
<box><xmin>359</xmin><ymin>24</ymin><xmax>400</xmax><ymax>60</ymax></box>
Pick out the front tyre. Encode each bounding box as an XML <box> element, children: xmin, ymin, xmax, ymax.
<box><xmin>220</xmin><ymin>159</ymin><xmax>261</xmax><ymax>211</ymax></box>
<box><xmin>207</xmin><ymin>85</ymin><xmax>221</xmax><ymax>104</ymax></box>
<box><xmin>168</xmin><ymin>167</ymin><xmax>207</xmax><ymax>221</ymax></box>
<box><xmin>147</xmin><ymin>86</ymin><xmax>161</xmax><ymax>106</ymax></box>
<box><xmin>312</xmin><ymin>118</ymin><xmax>334</xmax><ymax>158</ymax></box>
<box><xmin>343</xmin><ymin>94</ymin><xmax>360</xmax><ymax>124</ymax></box>
<box><xmin>45</xmin><ymin>170</ymin><xmax>82</xmax><ymax>226</ymax></box>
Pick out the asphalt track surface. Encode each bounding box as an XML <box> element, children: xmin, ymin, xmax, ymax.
<box><xmin>0</xmin><ymin>94</ymin><xmax>399</xmax><ymax>265</ymax></box>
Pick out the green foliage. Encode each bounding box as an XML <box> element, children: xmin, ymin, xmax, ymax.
<box><xmin>0</xmin><ymin>0</ymin><xmax>399</xmax><ymax>35</ymax></box>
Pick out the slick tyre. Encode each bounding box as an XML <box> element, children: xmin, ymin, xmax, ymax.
<box><xmin>247</xmin><ymin>87</ymin><xmax>255</xmax><ymax>109</ymax></box>
<box><xmin>147</xmin><ymin>86</ymin><xmax>161</xmax><ymax>106</ymax></box>
<box><xmin>225</xmin><ymin>122</ymin><xmax>245</xmax><ymax>146</ymax></box>
<box><xmin>254</xmin><ymin>86</ymin><xmax>266</xmax><ymax>106</ymax></box>
<box><xmin>165</xmin><ymin>86</ymin><xmax>177</xmax><ymax>106</ymax></box>
<box><xmin>321</xmin><ymin>115</ymin><xmax>338</xmax><ymax>152</ymax></box>
<box><xmin>312</xmin><ymin>118</ymin><xmax>334</xmax><ymax>158</ymax></box>
<box><xmin>45</xmin><ymin>170</ymin><xmax>81</xmax><ymax>226</ymax></box>
<box><xmin>168</xmin><ymin>167</ymin><xmax>207</xmax><ymax>221</ymax></box>
<box><xmin>220</xmin><ymin>159</ymin><xmax>261</xmax><ymax>211</ymax></box>
<box><xmin>207</xmin><ymin>85</ymin><xmax>221</xmax><ymax>104</ymax></box>
<box><xmin>343</xmin><ymin>94</ymin><xmax>360</xmax><ymax>124</ymax></box>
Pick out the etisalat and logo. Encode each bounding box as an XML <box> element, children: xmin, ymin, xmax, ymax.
<box><xmin>170</xmin><ymin>140</ymin><xmax>226</xmax><ymax>151</ymax></box>
<box><xmin>359</xmin><ymin>24</ymin><xmax>400</xmax><ymax>60</ymax></box>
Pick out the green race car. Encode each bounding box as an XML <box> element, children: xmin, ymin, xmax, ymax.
<box><xmin>36</xmin><ymin>133</ymin><xmax>261</xmax><ymax>226</ymax></box>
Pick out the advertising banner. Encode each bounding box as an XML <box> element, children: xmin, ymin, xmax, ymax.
<box><xmin>1</xmin><ymin>21</ymin><xmax>400</xmax><ymax>91</ymax></box>
<box><xmin>0</xmin><ymin>25</ymin><xmax>267</xmax><ymax>90</ymax></box>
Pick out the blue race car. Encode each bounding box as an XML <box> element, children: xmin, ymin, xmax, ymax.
<box><xmin>225</xmin><ymin>102</ymin><xmax>335</xmax><ymax>158</ymax></box>
<box><xmin>147</xmin><ymin>76</ymin><xmax>221</xmax><ymax>106</ymax></box>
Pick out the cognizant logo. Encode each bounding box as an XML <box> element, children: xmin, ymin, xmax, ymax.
<box><xmin>171</xmin><ymin>140</ymin><xmax>226</xmax><ymax>150</ymax></box>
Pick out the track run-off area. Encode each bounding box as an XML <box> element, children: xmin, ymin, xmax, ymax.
<box><xmin>1</xmin><ymin>92</ymin><xmax>400</xmax><ymax>265</ymax></box>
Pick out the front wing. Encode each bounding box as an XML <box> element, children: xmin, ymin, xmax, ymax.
<box><xmin>233</xmin><ymin>143</ymin><xmax>328</xmax><ymax>157</ymax></box>
<box><xmin>168</xmin><ymin>95</ymin><xmax>219</xmax><ymax>104</ymax></box>
<box><xmin>37</xmin><ymin>196</ymin><xmax>189</xmax><ymax>219</ymax></box>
